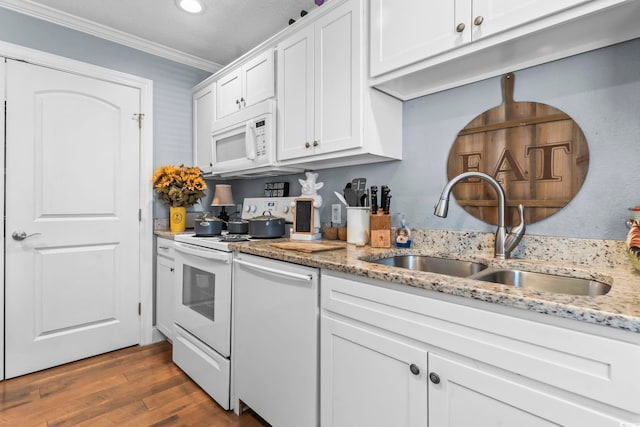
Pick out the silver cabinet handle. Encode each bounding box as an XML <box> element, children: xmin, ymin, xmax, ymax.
<box><xmin>474</xmin><ymin>16</ymin><xmax>484</xmax><ymax>26</ymax></box>
<box><xmin>456</xmin><ymin>22</ymin><xmax>465</xmax><ymax>32</ymax></box>
<box><xmin>12</xmin><ymin>231</ymin><xmax>41</xmax><ymax>241</ymax></box>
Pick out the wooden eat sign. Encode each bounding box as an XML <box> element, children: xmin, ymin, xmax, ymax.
<box><xmin>447</xmin><ymin>72</ymin><xmax>589</xmax><ymax>226</ymax></box>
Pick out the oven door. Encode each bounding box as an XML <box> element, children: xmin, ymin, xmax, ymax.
<box><xmin>174</xmin><ymin>242</ymin><xmax>232</xmax><ymax>357</ymax></box>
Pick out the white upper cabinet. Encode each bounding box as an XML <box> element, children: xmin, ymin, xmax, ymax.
<box><xmin>471</xmin><ymin>0</ymin><xmax>594</xmax><ymax>40</ymax></box>
<box><xmin>369</xmin><ymin>0</ymin><xmax>470</xmax><ymax>77</ymax></box>
<box><xmin>370</xmin><ymin>0</ymin><xmax>640</xmax><ymax>99</ymax></box>
<box><xmin>370</xmin><ymin>0</ymin><xmax>595</xmax><ymax>78</ymax></box>
<box><xmin>192</xmin><ymin>80</ymin><xmax>215</xmax><ymax>174</ymax></box>
<box><xmin>278</xmin><ymin>0</ymin><xmax>361</xmax><ymax>161</ymax></box>
<box><xmin>216</xmin><ymin>49</ymin><xmax>274</xmax><ymax>121</ymax></box>
<box><xmin>277</xmin><ymin>0</ymin><xmax>402</xmax><ymax>169</ymax></box>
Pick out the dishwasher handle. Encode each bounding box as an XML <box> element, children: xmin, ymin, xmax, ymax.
<box><xmin>235</xmin><ymin>258</ymin><xmax>313</xmax><ymax>282</ymax></box>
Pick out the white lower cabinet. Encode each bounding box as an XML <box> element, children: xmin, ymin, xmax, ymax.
<box><xmin>155</xmin><ymin>237</ymin><xmax>175</xmax><ymax>340</ymax></box>
<box><xmin>429</xmin><ymin>353</ymin><xmax>623</xmax><ymax>426</ymax></box>
<box><xmin>321</xmin><ymin>317</ymin><xmax>428</xmax><ymax>427</ymax></box>
<box><xmin>320</xmin><ymin>271</ymin><xmax>640</xmax><ymax>427</ymax></box>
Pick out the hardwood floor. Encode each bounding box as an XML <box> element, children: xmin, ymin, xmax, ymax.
<box><xmin>0</xmin><ymin>341</ymin><xmax>270</xmax><ymax>427</ymax></box>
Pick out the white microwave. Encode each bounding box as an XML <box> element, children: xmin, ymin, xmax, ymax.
<box><xmin>210</xmin><ymin>100</ymin><xmax>302</xmax><ymax>177</ymax></box>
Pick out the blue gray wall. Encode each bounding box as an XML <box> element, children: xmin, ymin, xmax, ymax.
<box><xmin>225</xmin><ymin>38</ymin><xmax>640</xmax><ymax>240</ymax></box>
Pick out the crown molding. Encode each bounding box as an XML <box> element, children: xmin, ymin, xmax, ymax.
<box><xmin>0</xmin><ymin>0</ymin><xmax>222</xmax><ymax>72</ymax></box>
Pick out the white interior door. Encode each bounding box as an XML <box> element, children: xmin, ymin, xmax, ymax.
<box><xmin>0</xmin><ymin>58</ymin><xmax>5</xmax><ymax>381</ymax></box>
<box><xmin>4</xmin><ymin>59</ymin><xmax>141</xmax><ymax>378</ymax></box>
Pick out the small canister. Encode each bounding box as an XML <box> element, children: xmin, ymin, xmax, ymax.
<box><xmin>347</xmin><ymin>207</ymin><xmax>370</xmax><ymax>245</ymax></box>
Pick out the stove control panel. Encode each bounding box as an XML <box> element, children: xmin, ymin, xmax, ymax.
<box><xmin>242</xmin><ymin>197</ymin><xmax>296</xmax><ymax>222</ymax></box>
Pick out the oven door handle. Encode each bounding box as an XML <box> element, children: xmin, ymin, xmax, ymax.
<box><xmin>174</xmin><ymin>242</ymin><xmax>232</xmax><ymax>263</ymax></box>
<box><xmin>234</xmin><ymin>258</ymin><xmax>313</xmax><ymax>282</ymax></box>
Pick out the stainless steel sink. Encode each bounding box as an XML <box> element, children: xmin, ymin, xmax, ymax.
<box><xmin>370</xmin><ymin>255</ymin><xmax>487</xmax><ymax>278</ymax></box>
<box><xmin>469</xmin><ymin>269</ymin><xmax>611</xmax><ymax>296</ymax></box>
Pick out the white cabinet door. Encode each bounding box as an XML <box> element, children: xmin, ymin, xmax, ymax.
<box><xmin>216</xmin><ymin>50</ymin><xmax>274</xmax><ymax>121</ymax></box>
<box><xmin>277</xmin><ymin>25</ymin><xmax>315</xmax><ymax>160</ymax></box>
<box><xmin>472</xmin><ymin>0</ymin><xmax>594</xmax><ymax>40</ymax></box>
<box><xmin>370</xmin><ymin>0</ymin><xmax>595</xmax><ymax>78</ymax></box>
<box><xmin>321</xmin><ymin>316</ymin><xmax>428</xmax><ymax>427</ymax></box>
<box><xmin>216</xmin><ymin>69</ymin><xmax>242</xmax><ymax>120</ymax></box>
<box><xmin>155</xmin><ymin>238</ymin><xmax>174</xmax><ymax>340</ymax></box>
<box><xmin>428</xmin><ymin>353</ymin><xmax>626</xmax><ymax>427</ymax></box>
<box><xmin>278</xmin><ymin>0</ymin><xmax>362</xmax><ymax>161</ymax></box>
<box><xmin>192</xmin><ymin>82</ymin><xmax>214</xmax><ymax>174</ymax></box>
<box><xmin>242</xmin><ymin>50</ymin><xmax>274</xmax><ymax>108</ymax></box>
<box><xmin>314</xmin><ymin>0</ymin><xmax>362</xmax><ymax>156</ymax></box>
<box><xmin>370</xmin><ymin>0</ymin><xmax>471</xmax><ymax>77</ymax></box>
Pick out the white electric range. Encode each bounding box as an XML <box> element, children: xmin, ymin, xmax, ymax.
<box><xmin>174</xmin><ymin>196</ymin><xmax>296</xmax><ymax>251</ymax></box>
<box><xmin>171</xmin><ymin>197</ymin><xmax>295</xmax><ymax>410</ymax></box>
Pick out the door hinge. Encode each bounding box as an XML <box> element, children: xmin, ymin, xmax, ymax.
<box><xmin>139</xmin><ymin>208</ymin><xmax>142</xmax><ymax>222</ymax></box>
<box><xmin>138</xmin><ymin>302</ymin><xmax>142</xmax><ymax>316</ymax></box>
<box><xmin>132</xmin><ymin>113</ymin><xmax>145</xmax><ymax>129</ymax></box>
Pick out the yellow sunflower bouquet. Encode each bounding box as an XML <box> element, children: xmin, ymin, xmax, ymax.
<box><xmin>152</xmin><ymin>164</ymin><xmax>207</xmax><ymax>207</ymax></box>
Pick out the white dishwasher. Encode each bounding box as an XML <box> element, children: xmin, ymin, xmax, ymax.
<box><xmin>233</xmin><ymin>253</ymin><xmax>319</xmax><ymax>427</ymax></box>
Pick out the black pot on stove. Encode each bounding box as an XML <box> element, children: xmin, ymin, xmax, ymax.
<box><xmin>248</xmin><ymin>211</ymin><xmax>286</xmax><ymax>238</ymax></box>
<box><xmin>194</xmin><ymin>213</ymin><xmax>223</xmax><ymax>236</ymax></box>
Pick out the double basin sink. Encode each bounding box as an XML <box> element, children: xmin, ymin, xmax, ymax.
<box><xmin>370</xmin><ymin>255</ymin><xmax>611</xmax><ymax>296</ymax></box>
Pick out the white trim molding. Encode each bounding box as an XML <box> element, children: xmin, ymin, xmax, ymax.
<box><xmin>0</xmin><ymin>0</ymin><xmax>222</xmax><ymax>72</ymax></box>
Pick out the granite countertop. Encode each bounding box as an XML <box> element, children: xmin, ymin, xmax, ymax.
<box><xmin>229</xmin><ymin>229</ymin><xmax>640</xmax><ymax>334</ymax></box>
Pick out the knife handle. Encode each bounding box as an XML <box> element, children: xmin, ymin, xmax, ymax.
<box><xmin>371</xmin><ymin>186</ymin><xmax>378</xmax><ymax>214</ymax></box>
<box><xmin>383</xmin><ymin>195</ymin><xmax>391</xmax><ymax>215</ymax></box>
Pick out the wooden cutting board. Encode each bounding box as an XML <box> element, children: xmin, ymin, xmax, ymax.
<box><xmin>447</xmin><ymin>72</ymin><xmax>589</xmax><ymax>226</ymax></box>
<box><xmin>269</xmin><ymin>241</ymin><xmax>347</xmax><ymax>253</ymax></box>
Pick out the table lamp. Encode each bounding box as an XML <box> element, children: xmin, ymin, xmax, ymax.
<box><xmin>211</xmin><ymin>184</ymin><xmax>235</xmax><ymax>227</ymax></box>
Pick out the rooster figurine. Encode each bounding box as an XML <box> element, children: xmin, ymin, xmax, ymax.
<box><xmin>627</xmin><ymin>220</ymin><xmax>640</xmax><ymax>271</ymax></box>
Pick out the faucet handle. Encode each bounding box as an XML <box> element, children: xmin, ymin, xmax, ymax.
<box><xmin>505</xmin><ymin>204</ymin><xmax>526</xmax><ymax>254</ymax></box>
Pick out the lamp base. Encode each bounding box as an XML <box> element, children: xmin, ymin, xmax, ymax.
<box><xmin>217</xmin><ymin>207</ymin><xmax>230</xmax><ymax>230</ymax></box>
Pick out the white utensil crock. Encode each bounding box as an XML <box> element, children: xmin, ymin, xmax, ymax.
<box><xmin>347</xmin><ymin>207</ymin><xmax>370</xmax><ymax>245</ymax></box>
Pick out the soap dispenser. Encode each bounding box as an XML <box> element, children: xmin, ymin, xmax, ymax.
<box><xmin>395</xmin><ymin>215</ymin><xmax>412</xmax><ymax>248</ymax></box>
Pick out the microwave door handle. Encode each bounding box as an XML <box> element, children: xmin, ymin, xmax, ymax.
<box><xmin>245</xmin><ymin>122</ymin><xmax>256</xmax><ymax>160</ymax></box>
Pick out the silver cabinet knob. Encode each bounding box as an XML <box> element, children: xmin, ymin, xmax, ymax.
<box><xmin>313</xmin><ymin>140</ymin><xmax>319</xmax><ymax>147</ymax></box>
<box><xmin>474</xmin><ymin>16</ymin><xmax>484</xmax><ymax>26</ymax></box>
<box><xmin>305</xmin><ymin>142</ymin><xmax>311</xmax><ymax>148</ymax></box>
<box><xmin>429</xmin><ymin>372</ymin><xmax>441</xmax><ymax>384</ymax></box>
<box><xmin>456</xmin><ymin>22</ymin><xmax>465</xmax><ymax>32</ymax></box>
<box><xmin>409</xmin><ymin>364</ymin><xmax>420</xmax><ymax>375</ymax></box>
<box><xmin>12</xmin><ymin>231</ymin><xmax>41</xmax><ymax>241</ymax></box>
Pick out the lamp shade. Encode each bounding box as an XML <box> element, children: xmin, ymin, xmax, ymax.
<box><xmin>211</xmin><ymin>184</ymin><xmax>235</xmax><ymax>207</ymax></box>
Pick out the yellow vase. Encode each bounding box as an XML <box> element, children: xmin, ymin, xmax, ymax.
<box><xmin>169</xmin><ymin>206</ymin><xmax>187</xmax><ymax>233</ymax></box>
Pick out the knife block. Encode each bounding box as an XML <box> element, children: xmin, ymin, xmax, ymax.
<box><xmin>369</xmin><ymin>213</ymin><xmax>391</xmax><ymax>248</ymax></box>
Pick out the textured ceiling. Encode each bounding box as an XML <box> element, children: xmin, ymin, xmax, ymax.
<box><xmin>0</xmin><ymin>0</ymin><xmax>322</xmax><ymax>70</ymax></box>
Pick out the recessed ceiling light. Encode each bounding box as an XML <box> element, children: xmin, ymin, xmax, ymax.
<box><xmin>176</xmin><ymin>0</ymin><xmax>204</xmax><ymax>14</ymax></box>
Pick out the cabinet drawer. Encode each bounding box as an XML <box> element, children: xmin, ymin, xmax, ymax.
<box><xmin>173</xmin><ymin>325</ymin><xmax>230</xmax><ymax>410</ymax></box>
<box><xmin>322</xmin><ymin>272</ymin><xmax>640</xmax><ymax>413</ymax></box>
<box><xmin>156</xmin><ymin>237</ymin><xmax>174</xmax><ymax>258</ymax></box>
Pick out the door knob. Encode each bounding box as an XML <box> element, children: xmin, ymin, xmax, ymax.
<box><xmin>12</xmin><ymin>231</ymin><xmax>41</xmax><ymax>241</ymax></box>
